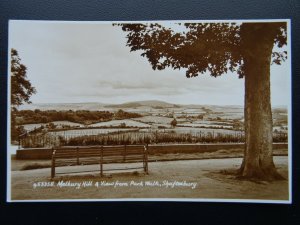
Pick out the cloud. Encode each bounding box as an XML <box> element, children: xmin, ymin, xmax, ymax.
<box><xmin>9</xmin><ymin>21</ymin><xmax>289</xmax><ymax>106</ymax></box>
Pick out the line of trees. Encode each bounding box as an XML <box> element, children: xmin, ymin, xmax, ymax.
<box><xmin>15</xmin><ymin>109</ymin><xmax>142</xmax><ymax>125</ymax></box>
<box><xmin>19</xmin><ymin>130</ymin><xmax>288</xmax><ymax>148</ymax></box>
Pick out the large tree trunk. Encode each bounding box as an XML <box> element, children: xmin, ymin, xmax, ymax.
<box><xmin>238</xmin><ymin>23</ymin><xmax>284</xmax><ymax>180</ymax></box>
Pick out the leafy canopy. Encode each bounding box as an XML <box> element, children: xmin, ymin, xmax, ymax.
<box><xmin>120</xmin><ymin>22</ymin><xmax>287</xmax><ymax>78</ymax></box>
<box><xmin>11</xmin><ymin>48</ymin><xmax>36</xmax><ymax>108</ymax></box>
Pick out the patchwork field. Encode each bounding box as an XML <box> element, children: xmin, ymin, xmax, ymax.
<box><xmin>89</xmin><ymin>119</ymin><xmax>151</xmax><ymax>128</ymax></box>
<box><xmin>17</xmin><ymin>101</ymin><xmax>288</xmax><ymax>148</ymax></box>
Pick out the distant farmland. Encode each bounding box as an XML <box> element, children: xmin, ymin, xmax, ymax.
<box><xmin>16</xmin><ymin>101</ymin><xmax>288</xmax><ymax>148</ymax></box>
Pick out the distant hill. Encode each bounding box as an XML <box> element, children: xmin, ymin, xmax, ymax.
<box><xmin>105</xmin><ymin>100</ymin><xmax>180</xmax><ymax>109</ymax></box>
<box><xmin>18</xmin><ymin>100</ymin><xmax>179</xmax><ymax>111</ymax></box>
<box><xmin>17</xmin><ymin>100</ymin><xmax>285</xmax><ymax>112</ymax></box>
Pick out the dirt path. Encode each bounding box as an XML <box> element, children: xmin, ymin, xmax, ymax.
<box><xmin>10</xmin><ymin>156</ymin><xmax>289</xmax><ymax>202</ymax></box>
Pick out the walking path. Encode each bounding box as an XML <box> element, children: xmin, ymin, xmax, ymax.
<box><xmin>10</xmin><ymin>156</ymin><xmax>289</xmax><ymax>202</ymax></box>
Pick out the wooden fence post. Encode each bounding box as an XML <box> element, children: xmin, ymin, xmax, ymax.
<box><xmin>76</xmin><ymin>147</ymin><xmax>79</xmax><ymax>165</ymax></box>
<box><xmin>51</xmin><ymin>148</ymin><xmax>56</xmax><ymax>179</ymax></box>
<box><xmin>123</xmin><ymin>145</ymin><xmax>127</xmax><ymax>162</ymax></box>
<box><xmin>143</xmin><ymin>145</ymin><xmax>146</xmax><ymax>172</ymax></box>
<box><xmin>145</xmin><ymin>144</ymin><xmax>149</xmax><ymax>174</ymax></box>
<box><xmin>100</xmin><ymin>146</ymin><xmax>103</xmax><ymax>177</ymax></box>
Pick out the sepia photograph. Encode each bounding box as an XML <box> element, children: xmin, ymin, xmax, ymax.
<box><xmin>7</xmin><ymin>20</ymin><xmax>291</xmax><ymax>202</ymax></box>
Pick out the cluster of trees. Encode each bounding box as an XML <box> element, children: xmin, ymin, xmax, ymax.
<box><xmin>11</xmin><ymin>49</ymin><xmax>36</xmax><ymax>141</ymax></box>
<box><xmin>15</xmin><ymin>109</ymin><xmax>113</xmax><ymax>125</ymax></box>
<box><xmin>177</xmin><ymin>114</ymin><xmax>204</xmax><ymax>120</ymax></box>
<box><xmin>15</xmin><ymin>109</ymin><xmax>142</xmax><ymax>125</ymax></box>
<box><xmin>232</xmin><ymin>119</ymin><xmax>245</xmax><ymax>131</ymax></box>
<box><xmin>114</xmin><ymin>109</ymin><xmax>141</xmax><ymax>120</ymax></box>
<box><xmin>170</xmin><ymin>118</ymin><xmax>177</xmax><ymax>127</ymax></box>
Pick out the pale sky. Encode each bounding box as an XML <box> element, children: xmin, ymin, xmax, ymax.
<box><xmin>9</xmin><ymin>21</ymin><xmax>290</xmax><ymax>106</ymax></box>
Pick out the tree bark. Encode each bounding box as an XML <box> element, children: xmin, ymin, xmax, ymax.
<box><xmin>238</xmin><ymin>23</ymin><xmax>284</xmax><ymax>180</ymax></box>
